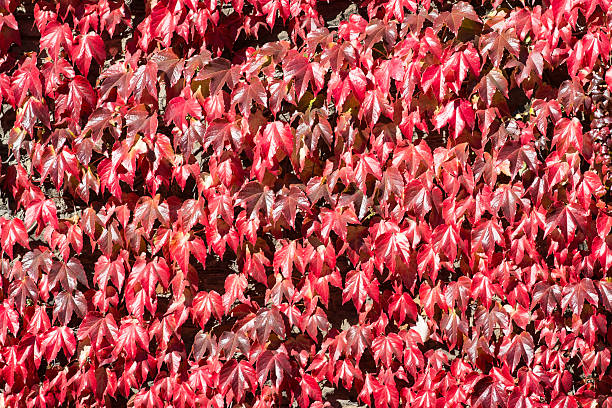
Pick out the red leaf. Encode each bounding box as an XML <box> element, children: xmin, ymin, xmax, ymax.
<box><xmin>359</xmin><ymin>89</ymin><xmax>394</xmax><ymax>125</ymax></box>
<box><xmin>283</xmin><ymin>50</ymin><xmax>325</xmax><ymax>100</ymax></box>
<box><xmin>532</xmin><ymin>282</ymin><xmax>562</xmax><ymax>315</ymax></box>
<box><xmin>471</xmin><ymin>218</ymin><xmax>504</xmax><ymax>255</ymax></box>
<box><xmin>0</xmin><ymin>300</ymin><xmax>19</xmax><ymax>344</ymax></box>
<box><xmin>131</xmin><ymin>60</ymin><xmax>158</xmax><ymax>102</ymax></box>
<box><xmin>99</xmin><ymin>62</ymin><xmax>133</xmax><ymax>100</ymax></box>
<box><xmin>169</xmin><ymin>230</ymin><xmax>207</xmax><ymax>273</ymax></box>
<box><xmin>471</xmin><ymin>375</ymin><xmax>509</xmax><ymax>408</ymax></box>
<box><xmin>11</xmin><ymin>55</ymin><xmax>43</xmax><ymax>106</ymax></box>
<box><xmin>254</xmin><ymin>306</ymin><xmax>286</xmax><ymax>344</ymax></box>
<box><xmin>41</xmin><ymin>326</ymin><xmax>76</xmax><ymax>361</ymax></box>
<box><xmin>388</xmin><ymin>290</ymin><xmax>418</xmax><ymax>325</ymax></box>
<box><xmin>56</xmin><ymin>75</ymin><xmax>97</xmax><ymax>120</ymax></box>
<box><xmin>478</xmin><ymin>69</ymin><xmax>508</xmax><ymax>107</ymax></box>
<box><xmin>94</xmin><ymin>255</ymin><xmax>126</xmax><ymax>292</ymax></box>
<box><xmin>219</xmin><ymin>330</ymin><xmax>250</xmax><ymax>358</ymax></box>
<box><xmin>133</xmin><ymin>194</ymin><xmax>170</xmax><ymax>235</ymax></box>
<box><xmin>149</xmin><ymin>3</ymin><xmax>177</xmax><ymax>47</ymax></box>
<box><xmin>552</xmin><ymin>117</ymin><xmax>583</xmax><ymax>155</ymax></box>
<box><xmin>25</xmin><ymin>199</ymin><xmax>58</xmax><ymax>230</ymax></box>
<box><xmin>497</xmin><ymin>141</ymin><xmax>538</xmax><ymax>180</ymax></box>
<box><xmin>219</xmin><ymin>360</ymin><xmax>257</xmax><ymax>402</ymax></box>
<box><xmin>1</xmin><ymin>218</ymin><xmax>30</xmax><ymax>259</ymax></box>
<box><xmin>114</xmin><ymin>318</ymin><xmax>149</xmax><ymax>359</ymax></box>
<box><xmin>257</xmin><ymin>121</ymin><xmax>294</xmax><ymax>162</ymax></box>
<box><xmin>197</xmin><ymin>58</ymin><xmax>240</xmax><ymax>96</ymax></box>
<box><xmin>434</xmin><ymin>99</ymin><xmax>475</xmax><ymax>139</ymax></box>
<box><xmin>372</xmin><ymin>333</ymin><xmax>403</xmax><ymax>367</ymax></box>
<box><xmin>77</xmin><ymin>312</ymin><xmax>119</xmax><ymax>350</ymax></box>
<box><xmin>53</xmin><ymin>290</ymin><xmax>87</xmax><ymax>325</ymax></box>
<box><xmin>236</xmin><ymin>182</ymin><xmax>275</xmax><ymax>220</ymax></box>
<box><xmin>298</xmin><ymin>373</ymin><xmax>322</xmax><ymax>407</ymax></box>
<box><xmin>40</xmin><ymin>22</ymin><xmax>73</xmax><ymax>59</ymax></box>
<box><xmin>231</xmin><ymin>78</ymin><xmax>268</xmax><ymax>117</ymax></box>
<box><xmin>435</xmin><ymin>2</ymin><xmax>481</xmax><ymax>35</ymax></box>
<box><xmin>273</xmin><ymin>185</ymin><xmax>310</xmax><ymax>228</ymax></box>
<box><xmin>49</xmin><ymin>258</ymin><xmax>88</xmax><ymax>291</ymax></box>
<box><xmin>165</xmin><ymin>93</ymin><xmax>202</xmax><ymax>130</ymax></box>
<box><xmin>39</xmin><ymin>146</ymin><xmax>80</xmax><ymax>190</ymax></box>
<box><xmin>256</xmin><ymin>349</ymin><xmax>291</xmax><ymax>390</ymax></box>
<box><xmin>544</xmin><ymin>202</ymin><xmax>588</xmax><ymax>243</ymax></box>
<box><xmin>191</xmin><ymin>291</ymin><xmax>224</xmax><ymax>328</ymax></box>
<box><xmin>561</xmin><ymin>278</ymin><xmax>599</xmax><ymax>316</ymax></box>
<box><xmin>342</xmin><ymin>267</ymin><xmax>379</xmax><ymax>311</ymax></box>
<box><xmin>71</xmin><ymin>32</ymin><xmax>105</xmax><ymax>75</ymax></box>
<box><xmin>319</xmin><ymin>207</ymin><xmax>359</xmax><ymax>242</ymax></box>
<box><xmin>479</xmin><ymin>29</ymin><xmax>520</xmax><ymax>67</ymax></box>
<box><xmin>499</xmin><ymin>332</ymin><xmax>535</xmax><ymax>372</ymax></box>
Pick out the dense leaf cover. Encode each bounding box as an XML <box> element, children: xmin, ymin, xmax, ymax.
<box><xmin>0</xmin><ymin>0</ymin><xmax>611</xmax><ymax>406</ymax></box>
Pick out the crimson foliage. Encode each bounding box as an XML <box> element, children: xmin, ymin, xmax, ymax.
<box><xmin>0</xmin><ymin>0</ymin><xmax>611</xmax><ymax>406</ymax></box>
